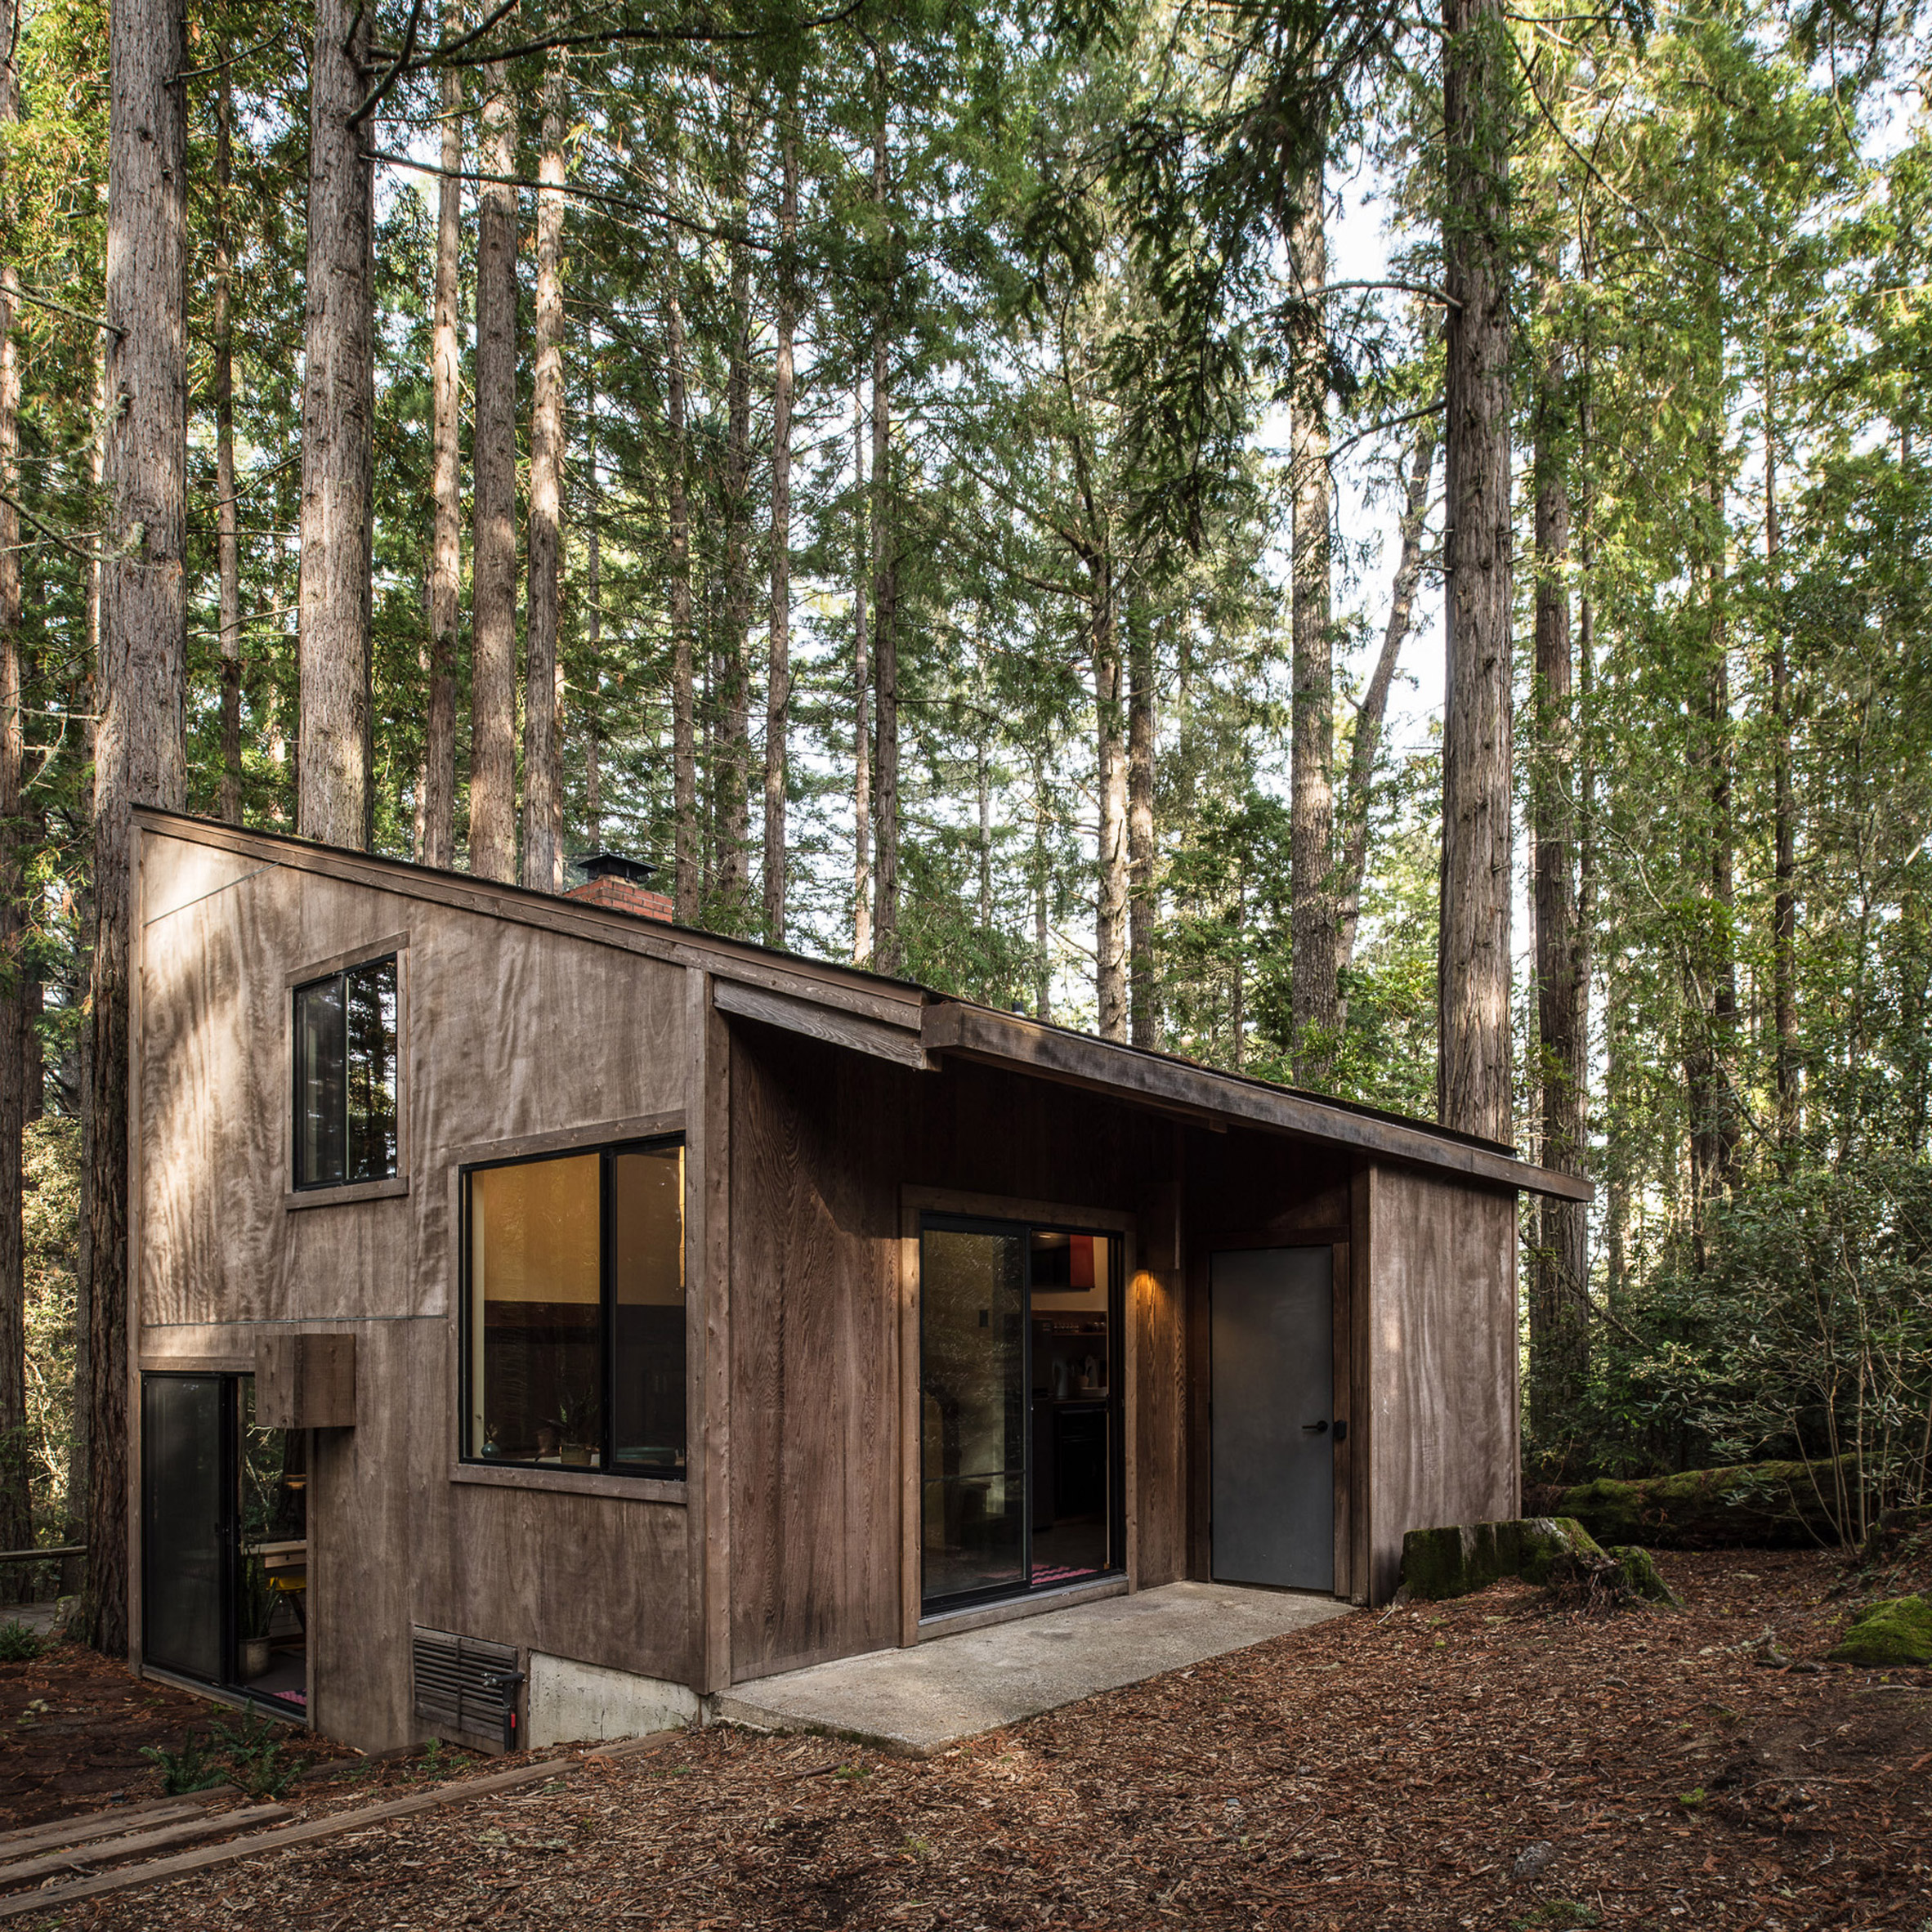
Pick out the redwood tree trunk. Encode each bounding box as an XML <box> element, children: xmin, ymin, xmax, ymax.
<box><xmin>718</xmin><ymin>133</ymin><xmax>754</xmax><ymax>922</ymax></box>
<box><xmin>1288</xmin><ymin>158</ymin><xmax>1336</xmax><ymax>1089</ymax></box>
<box><xmin>467</xmin><ymin>63</ymin><xmax>520</xmax><ymax>883</ymax></box>
<box><xmin>297</xmin><ymin>0</ymin><xmax>374</xmax><ymax>850</ymax></box>
<box><xmin>1127</xmin><ymin>603</ymin><xmax>1156</xmax><ymax>1048</ymax></box>
<box><xmin>667</xmin><ymin>234</ymin><xmax>696</xmax><ymax>923</ymax></box>
<box><xmin>870</xmin><ymin>88</ymin><xmax>900</xmax><ymax>976</ymax></box>
<box><xmin>1093</xmin><ymin>570</ymin><xmax>1128</xmax><ymax>1043</ymax></box>
<box><xmin>0</xmin><ymin>25</ymin><xmax>31</xmax><ymax>1596</ymax></box>
<box><xmin>763</xmin><ymin>127</ymin><xmax>797</xmax><ymax>946</ymax></box>
<box><xmin>89</xmin><ymin>0</ymin><xmax>189</xmax><ymax>1652</ymax></box>
<box><xmin>852</xmin><ymin>388</ymin><xmax>872</xmax><ymax>965</ymax></box>
<box><xmin>419</xmin><ymin>30</ymin><xmax>462</xmax><ymax>872</ymax></box>
<box><xmin>1767</xmin><ymin>359</ymin><xmax>1797</xmax><ymax>1165</ymax></box>
<box><xmin>1530</xmin><ymin>330</ymin><xmax>1587</xmax><ymax>1449</ymax></box>
<box><xmin>584</xmin><ymin>380</ymin><xmax>602</xmax><ymax>850</ymax></box>
<box><xmin>213</xmin><ymin>58</ymin><xmax>242</xmax><ymax>825</ymax></box>
<box><xmin>521</xmin><ymin>54</ymin><xmax>567</xmax><ymax>893</ymax></box>
<box><xmin>1438</xmin><ymin>0</ymin><xmax>1514</xmax><ymax>1143</ymax></box>
<box><xmin>1336</xmin><ymin>418</ymin><xmax>1435</xmax><ymax>1017</ymax></box>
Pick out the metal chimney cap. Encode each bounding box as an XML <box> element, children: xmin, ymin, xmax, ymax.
<box><xmin>574</xmin><ymin>849</ymin><xmax>658</xmax><ymax>886</ymax></box>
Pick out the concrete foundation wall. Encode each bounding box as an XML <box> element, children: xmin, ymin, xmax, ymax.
<box><xmin>525</xmin><ymin>1652</ymin><xmax>700</xmax><ymax>1746</ymax></box>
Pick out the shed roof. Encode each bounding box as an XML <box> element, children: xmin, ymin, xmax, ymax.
<box><xmin>133</xmin><ymin>807</ymin><xmax>1590</xmax><ymax>1202</ymax></box>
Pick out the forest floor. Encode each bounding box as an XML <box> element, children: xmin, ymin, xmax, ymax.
<box><xmin>7</xmin><ymin>1545</ymin><xmax>1930</xmax><ymax>1930</ymax></box>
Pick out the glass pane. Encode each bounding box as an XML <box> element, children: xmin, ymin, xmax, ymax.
<box><xmin>920</xmin><ymin>1226</ymin><xmax>1026</xmax><ymax>1603</ymax></box>
<box><xmin>237</xmin><ymin>1378</ymin><xmax>309</xmax><ymax>1711</ymax></box>
<box><xmin>1029</xmin><ymin>1232</ymin><xmax>1115</xmax><ymax>1585</ymax></box>
<box><xmin>470</xmin><ymin>1155</ymin><xmax>602</xmax><ymax>1465</ymax></box>
<box><xmin>141</xmin><ymin>1376</ymin><xmax>227</xmax><ymax>1684</ymax></box>
<box><xmin>611</xmin><ymin>1146</ymin><xmax>686</xmax><ymax>1475</ymax></box>
<box><xmin>294</xmin><ymin>977</ymin><xmax>346</xmax><ymax>1187</ymax></box>
<box><xmin>345</xmin><ymin>958</ymin><xmax>399</xmax><ymax>1182</ymax></box>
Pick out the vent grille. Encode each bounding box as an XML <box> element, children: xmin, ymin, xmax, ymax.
<box><xmin>411</xmin><ymin>1626</ymin><xmax>517</xmax><ymax>1738</ymax></box>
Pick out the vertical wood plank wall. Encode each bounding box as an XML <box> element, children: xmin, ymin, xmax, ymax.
<box><xmin>135</xmin><ymin>830</ymin><xmax>696</xmax><ymax>1749</ymax></box>
<box><xmin>1363</xmin><ymin>1164</ymin><xmax>1520</xmax><ymax>1602</ymax></box>
<box><xmin>725</xmin><ymin>1027</ymin><xmax>1180</xmax><ymax>1683</ymax></box>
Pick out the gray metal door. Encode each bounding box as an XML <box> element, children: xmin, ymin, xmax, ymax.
<box><xmin>1210</xmin><ymin>1246</ymin><xmax>1334</xmax><ymax>1590</ymax></box>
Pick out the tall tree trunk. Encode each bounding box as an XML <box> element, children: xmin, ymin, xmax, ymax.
<box><xmin>1438</xmin><ymin>0</ymin><xmax>1515</xmax><ymax>1144</ymax></box>
<box><xmin>418</xmin><ymin>29</ymin><xmax>462</xmax><ymax>872</ymax></box>
<box><xmin>467</xmin><ymin>63</ymin><xmax>519</xmax><ymax>883</ymax></box>
<box><xmin>763</xmin><ymin>126</ymin><xmax>797</xmax><ymax>946</ymax></box>
<box><xmin>852</xmin><ymin>388</ymin><xmax>872</xmax><ymax>965</ymax></box>
<box><xmin>1032</xmin><ymin>758</ymin><xmax>1051</xmax><ymax>1023</ymax></box>
<box><xmin>1336</xmin><ymin>418</ymin><xmax>1435</xmax><ymax>1019</ymax></box>
<box><xmin>213</xmin><ymin>57</ymin><xmax>242</xmax><ymax>826</ymax></box>
<box><xmin>1767</xmin><ymin>356</ymin><xmax>1797</xmax><ymax>1166</ymax></box>
<box><xmin>1288</xmin><ymin>156</ymin><xmax>1335</xmax><ymax>1089</ymax></box>
<box><xmin>297</xmin><ymin>0</ymin><xmax>374</xmax><ymax>850</ymax></box>
<box><xmin>521</xmin><ymin>54</ymin><xmax>567</xmax><ymax>892</ymax></box>
<box><xmin>1127</xmin><ymin>602</ymin><xmax>1156</xmax><ymax>1048</ymax></box>
<box><xmin>717</xmin><ymin>116</ymin><xmax>754</xmax><ymax>924</ymax></box>
<box><xmin>1093</xmin><ymin>571</ymin><xmax>1128</xmax><ymax>1042</ymax></box>
<box><xmin>667</xmin><ymin>229</ymin><xmax>696</xmax><ymax>922</ymax></box>
<box><xmin>584</xmin><ymin>378</ymin><xmax>602</xmax><ymax>851</ymax></box>
<box><xmin>1687</xmin><ymin>461</ymin><xmax>1739</xmax><ymax>1237</ymax></box>
<box><xmin>0</xmin><ymin>18</ymin><xmax>31</xmax><ymax>1597</ymax></box>
<box><xmin>870</xmin><ymin>88</ymin><xmax>900</xmax><ymax>976</ymax></box>
<box><xmin>1529</xmin><ymin>328</ymin><xmax>1587</xmax><ymax>1452</ymax></box>
<box><xmin>88</xmin><ymin>0</ymin><xmax>189</xmax><ymax>1652</ymax></box>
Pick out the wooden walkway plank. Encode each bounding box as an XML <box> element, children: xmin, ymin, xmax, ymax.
<box><xmin>0</xmin><ymin>1796</ymin><xmax>219</xmax><ymax>1862</ymax></box>
<box><xmin>0</xmin><ymin>1754</ymin><xmax>585</xmax><ymax>1921</ymax></box>
<box><xmin>0</xmin><ymin>1805</ymin><xmax>288</xmax><ymax>1888</ymax></box>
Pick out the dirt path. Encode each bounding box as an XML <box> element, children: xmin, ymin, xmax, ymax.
<box><xmin>13</xmin><ymin>1550</ymin><xmax>1932</xmax><ymax>1929</ymax></box>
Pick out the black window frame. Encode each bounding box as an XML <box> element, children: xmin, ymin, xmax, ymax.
<box><xmin>458</xmin><ymin>1134</ymin><xmax>687</xmax><ymax>1482</ymax></box>
<box><xmin>917</xmin><ymin>1211</ymin><xmax>1127</xmax><ymax>1616</ymax></box>
<box><xmin>290</xmin><ymin>953</ymin><xmax>400</xmax><ymax>1192</ymax></box>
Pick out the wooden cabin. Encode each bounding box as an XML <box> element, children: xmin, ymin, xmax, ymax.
<box><xmin>127</xmin><ymin>807</ymin><xmax>1588</xmax><ymax>1752</ymax></box>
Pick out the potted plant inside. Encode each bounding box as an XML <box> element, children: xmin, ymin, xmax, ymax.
<box><xmin>554</xmin><ymin>1388</ymin><xmax>601</xmax><ymax>1466</ymax></box>
<box><xmin>238</xmin><ymin>1554</ymin><xmax>276</xmax><ymax>1680</ymax></box>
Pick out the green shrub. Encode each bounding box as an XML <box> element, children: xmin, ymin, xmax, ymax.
<box><xmin>0</xmin><ymin>1621</ymin><xmax>44</xmax><ymax>1663</ymax></box>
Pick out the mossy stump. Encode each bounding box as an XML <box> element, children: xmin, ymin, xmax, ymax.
<box><xmin>1402</xmin><ymin>1518</ymin><xmax>1603</xmax><ymax>1601</ymax></box>
<box><xmin>1827</xmin><ymin>1595</ymin><xmax>1932</xmax><ymax>1666</ymax></box>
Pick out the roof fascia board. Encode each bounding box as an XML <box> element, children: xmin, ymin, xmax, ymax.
<box><xmin>922</xmin><ymin>1000</ymin><xmax>1592</xmax><ymax>1202</ymax></box>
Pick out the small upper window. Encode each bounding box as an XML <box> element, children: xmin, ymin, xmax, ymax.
<box><xmin>293</xmin><ymin>956</ymin><xmax>398</xmax><ymax>1189</ymax></box>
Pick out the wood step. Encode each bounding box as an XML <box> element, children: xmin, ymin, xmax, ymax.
<box><xmin>0</xmin><ymin>1805</ymin><xmax>288</xmax><ymax>1890</ymax></box>
<box><xmin>0</xmin><ymin>1791</ymin><xmax>234</xmax><ymax>1862</ymax></box>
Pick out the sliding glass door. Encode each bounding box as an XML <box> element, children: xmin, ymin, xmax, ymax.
<box><xmin>919</xmin><ymin>1215</ymin><xmax>1123</xmax><ymax>1613</ymax></box>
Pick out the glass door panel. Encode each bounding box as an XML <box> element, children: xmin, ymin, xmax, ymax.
<box><xmin>141</xmin><ymin>1375</ymin><xmax>230</xmax><ymax>1684</ymax></box>
<box><xmin>919</xmin><ymin>1225</ymin><xmax>1027</xmax><ymax>1603</ymax></box>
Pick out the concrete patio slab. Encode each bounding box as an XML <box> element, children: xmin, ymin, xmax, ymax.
<box><xmin>716</xmin><ymin>1580</ymin><xmax>1352</xmax><ymax>1755</ymax></box>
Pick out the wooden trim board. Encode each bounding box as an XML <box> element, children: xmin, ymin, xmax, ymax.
<box><xmin>713</xmin><ymin>977</ymin><xmax>931</xmax><ymax>1070</ymax></box>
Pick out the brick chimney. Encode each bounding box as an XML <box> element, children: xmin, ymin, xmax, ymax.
<box><xmin>565</xmin><ymin>851</ymin><xmax>674</xmax><ymax>924</ymax></box>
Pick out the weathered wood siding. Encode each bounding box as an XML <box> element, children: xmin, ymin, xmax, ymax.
<box><xmin>135</xmin><ymin>828</ymin><xmax>694</xmax><ymax>1749</ymax></box>
<box><xmin>724</xmin><ymin>1025</ymin><xmax>1180</xmax><ymax>1682</ymax></box>
<box><xmin>1362</xmin><ymin>1162</ymin><xmax>1519</xmax><ymax>1603</ymax></box>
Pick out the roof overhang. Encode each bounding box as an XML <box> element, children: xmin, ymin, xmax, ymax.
<box><xmin>920</xmin><ymin>1000</ymin><xmax>1592</xmax><ymax>1201</ymax></box>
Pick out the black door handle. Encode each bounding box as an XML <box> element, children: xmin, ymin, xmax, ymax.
<box><xmin>1302</xmin><ymin>1419</ymin><xmax>1329</xmax><ymax>1434</ymax></box>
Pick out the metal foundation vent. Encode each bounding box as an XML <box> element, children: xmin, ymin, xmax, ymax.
<box><xmin>411</xmin><ymin>1626</ymin><xmax>518</xmax><ymax>1740</ymax></box>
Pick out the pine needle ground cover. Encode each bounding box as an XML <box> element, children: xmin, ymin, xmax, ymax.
<box><xmin>34</xmin><ymin>1551</ymin><xmax>1932</xmax><ymax>1932</ymax></box>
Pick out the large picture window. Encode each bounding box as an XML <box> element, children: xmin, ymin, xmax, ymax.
<box><xmin>463</xmin><ymin>1140</ymin><xmax>686</xmax><ymax>1478</ymax></box>
<box><xmin>293</xmin><ymin>955</ymin><xmax>399</xmax><ymax>1189</ymax></box>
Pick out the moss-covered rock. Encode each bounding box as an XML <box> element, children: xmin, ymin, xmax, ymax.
<box><xmin>1555</xmin><ymin>1460</ymin><xmax>1848</xmax><ymax>1550</ymax></box>
<box><xmin>1827</xmin><ymin>1594</ymin><xmax>1932</xmax><ymax>1666</ymax></box>
<box><xmin>1605</xmin><ymin>1545</ymin><xmax>1679</xmax><ymax>1606</ymax></box>
<box><xmin>1401</xmin><ymin>1517</ymin><xmax>1606</xmax><ymax>1601</ymax></box>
